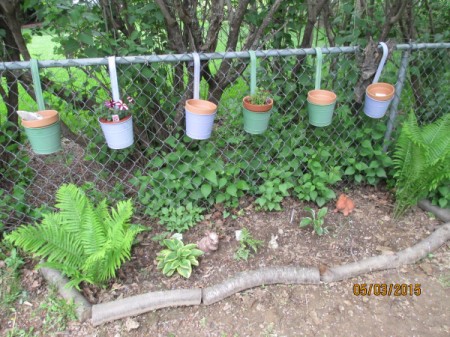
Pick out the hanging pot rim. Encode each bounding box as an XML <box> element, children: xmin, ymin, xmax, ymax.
<box><xmin>307</xmin><ymin>89</ymin><xmax>337</xmax><ymax>105</ymax></box>
<box><xmin>242</xmin><ymin>96</ymin><xmax>273</xmax><ymax>113</ymax></box>
<box><xmin>366</xmin><ymin>82</ymin><xmax>395</xmax><ymax>101</ymax></box>
<box><xmin>98</xmin><ymin>115</ymin><xmax>132</xmax><ymax>124</ymax></box>
<box><xmin>21</xmin><ymin>110</ymin><xmax>59</xmax><ymax>128</ymax></box>
<box><xmin>185</xmin><ymin>99</ymin><xmax>217</xmax><ymax>115</ymax></box>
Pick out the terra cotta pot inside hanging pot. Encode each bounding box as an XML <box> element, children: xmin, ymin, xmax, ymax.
<box><xmin>366</xmin><ymin>83</ymin><xmax>395</xmax><ymax>101</ymax></box>
<box><xmin>21</xmin><ymin>110</ymin><xmax>59</xmax><ymax>128</ymax></box>
<box><xmin>185</xmin><ymin>99</ymin><xmax>217</xmax><ymax>115</ymax></box>
<box><xmin>242</xmin><ymin>96</ymin><xmax>273</xmax><ymax>113</ymax></box>
<box><xmin>307</xmin><ymin>90</ymin><xmax>337</xmax><ymax>105</ymax></box>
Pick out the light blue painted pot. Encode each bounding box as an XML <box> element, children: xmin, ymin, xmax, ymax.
<box><xmin>364</xmin><ymin>94</ymin><xmax>393</xmax><ymax>119</ymax></box>
<box><xmin>185</xmin><ymin>99</ymin><xmax>217</xmax><ymax>140</ymax></box>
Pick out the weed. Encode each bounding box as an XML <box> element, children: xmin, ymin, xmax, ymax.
<box><xmin>38</xmin><ymin>286</ymin><xmax>77</xmax><ymax>333</ymax></box>
<box><xmin>299</xmin><ymin>207</ymin><xmax>328</xmax><ymax>236</ymax></box>
<box><xmin>234</xmin><ymin>228</ymin><xmax>264</xmax><ymax>261</ymax></box>
<box><xmin>0</xmin><ymin>246</ymin><xmax>25</xmax><ymax>308</ymax></box>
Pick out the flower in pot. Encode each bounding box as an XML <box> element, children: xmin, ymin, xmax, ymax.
<box><xmin>242</xmin><ymin>88</ymin><xmax>274</xmax><ymax>134</ymax></box>
<box><xmin>97</xmin><ymin>96</ymin><xmax>135</xmax><ymax>149</ymax></box>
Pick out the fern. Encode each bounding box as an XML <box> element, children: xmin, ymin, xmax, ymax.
<box><xmin>393</xmin><ymin>113</ymin><xmax>450</xmax><ymax>218</ymax></box>
<box><xmin>6</xmin><ymin>184</ymin><xmax>145</xmax><ymax>288</ymax></box>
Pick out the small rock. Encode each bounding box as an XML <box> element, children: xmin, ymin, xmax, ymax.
<box><xmin>382</xmin><ymin>215</ymin><xmax>391</xmax><ymax>221</ymax></box>
<box><xmin>309</xmin><ymin>310</ymin><xmax>321</xmax><ymax>325</ymax></box>
<box><xmin>256</xmin><ymin>303</ymin><xmax>265</xmax><ymax>311</ymax></box>
<box><xmin>348</xmin><ymin>310</ymin><xmax>354</xmax><ymax>317</ymax></box>
<box><xmin>278</xmin><ymin>228</ymin><xmax>284</xmax><ymax>235</ymax></box>
<box><xmin>235</xmin><ymin>230</ymin><xmax>242</xmax><ymax>241</ymax></box>
<box><xmin>363</xmin><ymin>297</ymin><xmax>369</xmax><ymax>303</ymax></box>
<box><xmin>125</xmin><ymin>318</ymin><xmax>140</xmax><ymax>332</ymax></box>
<box><xmin>171</xmin><ymin>233</ymin><xmax>183</xmax><ymax>241</ymax></box>
<box><xmin>375</xmin><ymin>245</ymin><xmax>394</xmax><ymax>255</ymax></box>
<box><xmin>0</xmin><ymin>260</ymin><xmax>5</xmax><ymax>268</ymax></box>
<box><xmin>338</xmin><ymin>305</ymin><xmax>345</xmax><ymax>313</ymax></box>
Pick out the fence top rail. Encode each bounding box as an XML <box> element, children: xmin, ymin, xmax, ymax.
<box><xmin>1</xmin><ymin>43</ymin><xmax>449</xmax><ymax>71</ymax></box>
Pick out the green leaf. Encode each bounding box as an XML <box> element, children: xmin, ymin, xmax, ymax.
<box><xmin>177</xmin><ymin>264</ymin><xmax>192</xmax><ymax>278</ymax></box>
<box><xmin>300</xmin><ymin>218</ymin><xmax>312</xmax><ymax>227</ymax></box>
<box><xmin>218</xmin><ymin>177</ymin><xmax>227</xmax><ymax>189</ymax></box>
<box><xmin>344</xmin><ymin>167</ymin><xmax>355</xmax><ymax>175</ymax></box>
<box><xmin>204</xmin><ymin>170</ymin><xmax>218</xmax><ymax>186</ymax></box>
<box><xmin>78</xmin><ymin>32</ymin><xmax>94</xmax><ymax>45</ymax></box>
<box><xmin>226</xmin><ymin>185</ymin><xmax>238</xmax><ymax>197</ymax></box>
<box><xmin>317</xmin><ymin>207</ymin><xmax>328</xmax><ymax>218</ymax></box>
<box><xmin>376</xmin><ymin>168</ymin><xmax>387</xmax><ymax>178</ymax></box>
<box><xmin>201</xmin><ymin>184</ymin><xmax>212</xmax><ymax>198</ymax></box>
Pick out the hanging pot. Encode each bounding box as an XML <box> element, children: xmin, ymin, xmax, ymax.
<box><xmin>307</xmin><ymin>48</ymin><xmax>337</xmax><ymax>127</ymax></box>
<box><xmin>242</xmin><ymin>96</ymin><xmax>273</xmax><ymax>134</ymax></box>
<box><xmin>185</xmin><ymin>99</ymin><xmax>217</xmax><ymax>140</ymax></box>
<box><xmin>363</xmin><ymin>43</ymin><xmax>395</xmax><ymax>119</ymax></box>
<box><xmin>23</xmin><ymin>121</ymin><xmax>62</xmax><ymax>155</ymax></box>
<box><xmin>185</xmin><ymin>53</ymin><xmax>217</xmax><ymax>140</ymax></box>
<box><xmin>307</xmin><ymin>90</ymin><xmax>337</xmax><ymax>127</ymax></box>
<box><xmin>98</xmin><ymin>115</ymin><xmax>134</xmax><ymax>149</ymax></box>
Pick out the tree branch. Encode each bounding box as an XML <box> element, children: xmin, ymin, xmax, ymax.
<box><xmin>155</xmin><ymin>0</ymin><xmax>186</xmax><ymax>52</ymax></box>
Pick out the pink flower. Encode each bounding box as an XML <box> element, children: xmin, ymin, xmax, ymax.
<box><xmin>104</xmin><ymin>100</ymin><xmax>115</xmax><ymax>108</ymax></box>
<box><xmin>115</xmin><ymin>100</ymin><xmax>129</xmax><ymax>111</ymax></box>
<box><xmin>127</xmin><ymin>96</ymin><xmax>135</xmax><ymax>104</ymax></box>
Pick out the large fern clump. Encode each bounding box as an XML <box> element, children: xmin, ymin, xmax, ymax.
<box><xmin>6</xmin><ymin>184</ymin><xmax>145</xmax><ymax>288</ymax></box>
<box><xmin>393</xmin><ymin>112</ymin><xmax>450</xmax><ymax>218</ymax></box>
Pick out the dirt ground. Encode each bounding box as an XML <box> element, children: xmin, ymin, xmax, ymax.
<box><xmin>1</xmin><ymin>185</ymin><xmax>449</xmax><ymax>336</ymax></box>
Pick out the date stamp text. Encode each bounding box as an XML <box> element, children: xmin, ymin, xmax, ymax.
<box><xmin>353</xmin><ymin>283</ymin><xmax>421</xmax><ymax>296</ymax></box>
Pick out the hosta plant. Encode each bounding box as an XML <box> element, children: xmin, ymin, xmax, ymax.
<box><xmin>6</xmin><ymin>183</ymin><xmax>145</xmax><ymax>288</ymax></box>
<box><xmin>156</xmin><ymin>239</ymin><xmax>203</xmax><ymax>278</ymax></box>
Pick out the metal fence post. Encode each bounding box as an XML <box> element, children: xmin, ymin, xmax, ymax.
<box><xmin>383</xmin><ymin>48</ymin><xmax>411</xmax><ymax>152</ymax></box>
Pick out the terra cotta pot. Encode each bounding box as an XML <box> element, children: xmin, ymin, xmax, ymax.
<box><xmin>21</xmin><ymin>110</ymin><xmax>59</xmax><ymax>128</ymax></box>
<box><xmin>366</xmin><ymin>83</ymin><xmax>395</xmax><ymax>101</ymax></box>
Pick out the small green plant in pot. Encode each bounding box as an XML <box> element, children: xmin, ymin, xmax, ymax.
<box><xmin>242</xmin><ymin>88</ymin><xmax>274</xmax><ymax>134</ymax></box>
<box><xmin>156</xmin><ymin>238</ymin><xmax>204</xmax><ymax>278</ymax></box>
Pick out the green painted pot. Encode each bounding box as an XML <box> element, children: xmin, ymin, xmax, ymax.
<box><xmin>307</xmin><ymin>89</ymin><xmax>337</xmax><ymax>127</ymax></box>
<box><xmin>243</xmin><ymin>108</ymin><xmax>272</xmax><ymax>134</ymax></box>
<box><xmin>242</xmin><ymin>96</ymin><xmax>273</xmax><ymax>134</ymax></box>
<box><xmin>307</xmin><ymin>100</ymin><xmax>336</xmax><ymax>127</ymax></box>
<box><xmin>23</xmin><ymin>121</ymin><xmax>62</xmax><ymax>154</ymax></box>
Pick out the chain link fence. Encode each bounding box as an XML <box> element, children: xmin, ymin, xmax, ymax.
<box><xmin>1</xmin><ymin>43</ymin><xmax>449</xmax><ymax>231</ymax></box>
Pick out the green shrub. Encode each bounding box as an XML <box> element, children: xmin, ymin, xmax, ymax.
<box><xmin>6</xmin><ymin>183</ymin><xmax>145</xmax><ymax>288</ymax></box>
